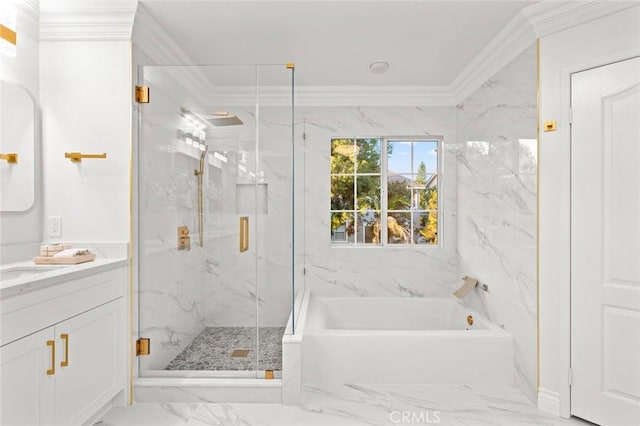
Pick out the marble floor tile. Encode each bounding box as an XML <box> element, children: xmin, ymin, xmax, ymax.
<box><xmin>165</xmin><ymin>327</ymin><xmax>285</xmax><ymax>371</ymax></box>
<box><xmin>101</xmin><ymin>384</ymin><xmax>592</xmax><ymax>426</ymax></box>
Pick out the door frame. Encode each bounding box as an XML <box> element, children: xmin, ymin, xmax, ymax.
<box><xmin>557</xmin><ymin>47</ymin><xmax>640</xmax><ymax>418</ymax></box>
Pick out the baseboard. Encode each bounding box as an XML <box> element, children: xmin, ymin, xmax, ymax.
<box><xmin>537</xmin><ymin>387</ymin><xmax>560</xmax><ymax>416</ymax></box>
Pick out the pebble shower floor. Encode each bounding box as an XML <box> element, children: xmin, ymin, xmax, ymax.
<box><xmin>165</xmin><ymin>327</ymin><xmax>285</xmax><ymax>371</ymax></box>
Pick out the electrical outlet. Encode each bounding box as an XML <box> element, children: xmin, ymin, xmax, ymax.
<box><xmin>48</xmin><ymin>216</ymin><xmax>62</xmax><ymax>237</ymax></box>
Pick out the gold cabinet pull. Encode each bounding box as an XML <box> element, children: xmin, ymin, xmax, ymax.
<box><xmin>46</xmin><ymin>340</ymin><xmax>55</xmax><ymax>375</ymax></box>
<box><xmin>60</xmin><ymin>334</ymin><xmax>69</xmax><ymax>367</ymax></box>
<box><xmin>239</xmin><ymin>216</ymin><xmax>249</xmax><ymax>253</ymax></box>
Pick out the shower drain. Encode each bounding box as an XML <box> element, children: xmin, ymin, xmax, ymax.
<box><xmin>230</xmin><ymin>349</ymin><xmax>250</xmax><ymax>358</ymax></box>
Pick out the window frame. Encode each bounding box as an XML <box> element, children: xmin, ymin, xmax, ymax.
<box><xmin>330</xmin><ymin>136</ymin><xmax>443</xmax><ymax>248</ymax></box>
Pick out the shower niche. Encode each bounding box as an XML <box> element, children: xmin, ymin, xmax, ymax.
<box><xmin>135</xmin><ymin>64</ymin><xmax>301</xmax><ymax>382</ymax></box>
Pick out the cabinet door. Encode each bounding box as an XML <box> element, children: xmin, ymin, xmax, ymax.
<box><xmin>54</xmin><ymin>299</ymin><xmax>124</xmax><ymax>426</ymax></box>
<box><xmin>1</xmin><ymin>328</ymin><xmax>56</xmax><ymax>426</ymax></box>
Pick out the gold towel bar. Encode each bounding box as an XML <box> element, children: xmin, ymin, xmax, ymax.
<box><xmin>65</xmin><ymin>152</ymin><xmax>107</xmax><ymax>163</ymax></box>
<box><xmin>0</xmin><ymin>153</ymin><xmax>18</xmax><ymax>164</ymax></box>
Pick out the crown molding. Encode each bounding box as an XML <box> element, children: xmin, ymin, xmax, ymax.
<box><xmin>40</xmin><ymin>0</ymin><xmax>137</xmax><ymax>41</ymax></box>
<box><xmin>450</xmin><ymin>10</ymin><xmax>536</xmax><ymax>104</ymax></box>
<box><xmin>523</xmin><ymin>0</ymin><xmax>639</xmax><ymax>38</ymax></box>
<box><xmin>132</xmin><ymin>4</ymin><xmax>193</xmax><ymax>66</ymax></box>
<box><xmin>196</xmin><ymin>85</ymin><xmax>456</xmax><ymax>107</ymax></box>
<box><xmin>294</xmin><ymin>86</ymin><xmax>456</xmax><ymax>107</ymax></box>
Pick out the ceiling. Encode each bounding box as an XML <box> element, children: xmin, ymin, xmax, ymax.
<box><xmin>141</xmin><ymin>0</ymin><xmax>538</xmax><ymax>87</ymax></box>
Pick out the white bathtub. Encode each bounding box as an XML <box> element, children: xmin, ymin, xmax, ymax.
<box><xmin>302</xmin><ymin>296</ymin><xmax>513</xmax><ymax>385</ymax></box>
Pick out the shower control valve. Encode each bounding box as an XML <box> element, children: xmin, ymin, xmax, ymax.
<box><xmin>178</xmin><ymin>226</ymin><xmax>191</xmax><ymax>251</ymax></box>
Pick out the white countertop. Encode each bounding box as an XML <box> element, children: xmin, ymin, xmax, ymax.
<box><xmin>0</xmin><ymin>258</ymin><xmax>128</xmax><ymax>298</ymax></box>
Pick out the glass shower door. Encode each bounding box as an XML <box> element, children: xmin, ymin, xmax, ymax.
<box><xmin>136</xmin><ymin>65</ymin><xmax>259</xmax><ymax>377</ymax></box>
<box><xmin>136</xmin><ymin>64</ymin><xmax>296</xmax><ymax>379</ymax></box>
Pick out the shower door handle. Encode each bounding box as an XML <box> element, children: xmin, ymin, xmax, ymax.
<box><xmin>239</xmin><ymin>216</ymin><xmax>249</xmax><ymax>253</ymax></box>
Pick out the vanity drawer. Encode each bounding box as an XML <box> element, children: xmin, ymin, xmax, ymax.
<box><xmin>0</xmin><ymin>267</ymin><xmax>125</xmax><ymax>346</ymax></box>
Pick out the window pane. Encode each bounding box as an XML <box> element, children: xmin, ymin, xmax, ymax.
<box><xmin>356</xmin><ymin>138</ymin><xmax>381</xmax><ymax>173</ymax></box>
<box><xmin>356</xmin><ymin>211</ymin><xmax>381</xmax><ymax>244</ymax></box>
<box><xmin>412</xmin><ymin>176</ymin><xmax>435</xmax><ymax>210</ymax></box>
<box><xmin>425</xmin><ymin>185</ymin><xmax>438</xmax><ymax>210</ymax></box>
<box><xmin>331</xmin><ymin>139</ymin><xmax>355</xmax><ymax>174</ymax></box>
<box><xmin>413</xmin><ymin>141</ymin><xmax>438</xmax><ymax>174</ymax></box>
<box><xmin>412</xmin><ymin>188</ymin><xmax>425</xmax><ymax>209</ymax></box>
<box><xmin>356</xmin><ymin>176</ymin><xmax>381</xmax><ymax>211</ymax></box>
<box><xmin>331</xmin><ymin>212</ymin><xmax>354</xmax><ymax>243</ymax></box>
<box><xmin>387</xmin><ymin>141</ymin><xmax>411</xmax><ymax>174</ymax></box>
<box><xmin>414</xmin><ymin>212</ymin><xmax>438</xmax><ymax>245</ymax></box>
<box><xmin>331</xmin><ymin>176</ymin><xmax>354</xmax><ymax>210</ymax></box>
<box><xmin>387</xmin><ymin>175</ymin><xmax>411</xmax><ymax>211</ymax></box>
<box><xmin>387</xmin><ymin>213</ymin><xmax>411</xmax><ymax>244</ymax></box>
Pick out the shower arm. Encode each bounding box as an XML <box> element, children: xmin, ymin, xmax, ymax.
<box><xmin>195</xmin><ymin>146</ymin><xmax>209</xmax><ymax>247</ymax></box>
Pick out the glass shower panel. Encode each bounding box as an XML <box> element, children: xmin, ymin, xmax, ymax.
<box><xmin>253</xmin><ymin>65</ymin><xmax>299</xmax><ymax>374</ymax></box>
<box><xmin>137</xmin><ymin>65</ymin><xmax>258</xmax><ymax>377</ymax></box>
<box><xmin>137</xmin><ymin>64</ymin><xmax>296</xmax><ymax>379</ymax></box>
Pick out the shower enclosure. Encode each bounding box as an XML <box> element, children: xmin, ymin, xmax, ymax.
<box><xmin>135</xmin><ymin>64</ymin><xmax>303</xmax><ymax>379</ymax></box>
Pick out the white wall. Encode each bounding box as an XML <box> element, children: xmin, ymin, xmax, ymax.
<box><xmin>538</xmin><ymin>5</ymin><xmax>640</xmax><ymax>415</ymax></box>
<box><xmin>456</xmin><ymin>45</ymin><xmax>537</xmax><ymax>402</ymax></box>
<box><xmin>0</xmin><ymin>0</ymin><xmax>42</xmax><ymax>259</ymax></box>
<box><xmin>40</xmin><ymin>41</ymin><xmax>131</xmax><ymax>244</ymax></box>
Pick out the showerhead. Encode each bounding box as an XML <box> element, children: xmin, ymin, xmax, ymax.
<box><xmin>207</xmin><ymin>112</ymin><xmax>244</xmax><ymax>127</ymax></box>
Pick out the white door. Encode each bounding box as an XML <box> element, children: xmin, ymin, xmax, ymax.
<box><xmin>571</xmin><ymin>56</ymin><xmax>640</xmax><ymax>426</ymax></box>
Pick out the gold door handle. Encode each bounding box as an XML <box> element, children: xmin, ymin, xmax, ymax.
<box><xmin>60</xmin><ymin>334</ymin><xmax>69</xmax><ymax>367</ymax></box>
<box><xmin>239</xmin><ymin>216</ymin><xmax>249</xmax><ymax>253</ymax></box>
<box><xmin>46</xmin><ymin>340</ymin><xmax>55</xmax><ymax>375</ymax></box>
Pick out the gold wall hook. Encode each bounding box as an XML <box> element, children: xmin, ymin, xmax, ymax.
<box><xmin>65</xmin><ymin>152</ymin><xmax>107</xmax><ymax>163</ymax></box>
<box><xmin>0</xmin><ymin>153</ymin><xmax>18</xmax><ymax>164</ymax></box>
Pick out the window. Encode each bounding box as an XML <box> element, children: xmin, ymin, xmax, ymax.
<box><xmin>330</xmin><ymin>138</ymin><xmax>440</xmax><ymax>246</ymax></box>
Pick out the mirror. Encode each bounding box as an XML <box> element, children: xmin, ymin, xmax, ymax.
<box><xmin>0</xmin><ymin>80</ymin><xmax>37</xmax><ymax>212</ymax></box>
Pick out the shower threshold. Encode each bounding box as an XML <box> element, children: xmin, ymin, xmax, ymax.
<box><xmin>134</xmin><ymin>376</ymin><xmax>282</xmax><ymax>403</ymax></box>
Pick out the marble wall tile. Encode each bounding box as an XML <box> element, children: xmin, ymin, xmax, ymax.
<box><xmin>300</xmin><ymin>106</ymin><xmax>458</xmax><ymax>298</ymax></box>
<box><xmin>456</xmin><ymin>44</ymin><xmax>538</xmax><ymax>402</ymax></box>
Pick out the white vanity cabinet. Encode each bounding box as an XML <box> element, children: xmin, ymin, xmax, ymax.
<box><xmin>0</xmin><ymin>328</ymin><xmax>56</xmax><ymax>425</ymax></box>
<box><xmin>0</xmin><ymin>263</ymin><xmax>127</xmax><ymax>426</ymax></box>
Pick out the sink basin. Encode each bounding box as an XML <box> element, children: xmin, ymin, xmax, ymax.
<box><xmin>0</xmin><ymin>265</ymin><xmax>67</xmax><ymax>281</ymax></box>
